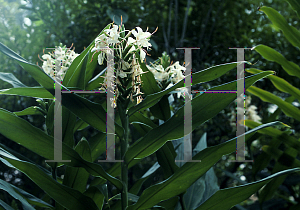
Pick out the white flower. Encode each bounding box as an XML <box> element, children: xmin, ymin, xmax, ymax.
<box><xmin>131</xmin><ymin>27</ymin><xmax>152</xmax><ymax>49</ymax></box>
<box><xmin>40</xmin><ymin>44</ymin><xmax>79</xmax><ymax>80</ymax></box>
<box><xmin>104</xmin><ymin>25</ymin><xmax>120</xmax><ymax>44</ymax></box>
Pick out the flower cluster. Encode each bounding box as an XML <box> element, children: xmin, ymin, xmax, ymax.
<box><xmin>91</xmin><ymin>24</ymin><xmax>155</xmax><ymax>108</ymax></box>
<box><xmin>229</xmin><ymin>95</ymin><xmax>262</xmax><ymax>129</ymax></box>
<box><xmin>147</xmin><ymin>54</ymin><xmax>187</xmax><ymax>98</ymax></box>
<box><xmin>39</xmin><ymin>44</ymin><xmax>79</xmax><ymax>80</ymax></box>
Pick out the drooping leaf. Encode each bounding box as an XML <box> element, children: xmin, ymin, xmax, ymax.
<box><xmin>286</xmin><ymin>0</ymin><xmax>300</xmax><ymax>18</ymax></box>
<box><xmin>0</xmin><ymin>108</ymin><xmax>123</xmax><ymax>190</ymax></box>
<box><xmin>247</xmin><ymin>85</ymin><xmax>300</xmax><ymax>121</ymax></box>
<box><xmin>0</xmin><ymin>179</ymin><xmax>35</xmax><ymax>210</ymax></box>
<box><xmin>246</xmin><ymin>68</ymin><xmax>300</xmax><ymax>102</ymax></box>
<box><xmin>126</xmin><ymin>121</ymin><xmax>285</xmax><ymax>209</ymax></box>
<box><xmin>259</xmin><ymin>6</ymin><xmax>300</xmax><ymax>49</ymax></box>
<box><xmin>0</xmin><ymin>72</ymin><xmax>26</xmax><ymax>88</ymax></box>
<box><xmin>0</xmin><ymin>87</ymin><xmax>54</xmax><ymax>99</ymax></box>
<box><xmin>63</xmin><ymin>23</ymin><xmax>112</xmax><ymax>89</ymax></box>
<box><xmin>0</xmin><ymin>148</ymin><xmax>99</xmax><ymax>210</ymax></box>
<box><xmin>195</xmin><ymin>168</ymin><xmax>300</xmax><ymax>210</ymax></box>
<box><xmin>252</xmin><ymin>44</ymin><xmax>300</xmax><ymax>78</ymax></box>
<box><xmin>0</xmin><ymin>42</ymin><xmax>55</xmax><ymax>95</ymax></box>
<box><xmin>13</xmin><ymin>106</ymin><xmax>45</xmax><ymax>116</ymax></box>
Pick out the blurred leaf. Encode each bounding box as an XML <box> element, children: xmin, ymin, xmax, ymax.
<box><xmin>0</xmin><ymin>87</ymin><xmax>54</xmax><ymax>99</ymax></box>
<box><xmin>247</xmin><ymin>86</ymin><xmax>300</xmax><ymax>121</ymax></box>
<box><xmin>286</xmin><ymin>0</ymin><xmax>300</xmax><ymax>18</ymax></box>
<box><xmin>246</xmin><ymin>68</ymin><xmax>300</xmax><ymax>102</ymax></box>
<box><xmin>106</xmin><ymin>8</ymin><xmax>128</xmax><ymax>25</ymax></box>
<box><xmin>259</xmin><ymin>147</ymin><xmax>298</xmax><ymax>203</ymax></box>
<box><xmin>13</xmin><ymin>106</ymin><xmax>45</xmax><ymax>116</ymax></box>
<box><xmin>253</xmin><ymin>44</ymin><xmax>300</xmax><ymax>78</ymax></box>
<box><xmin>0</xmin><ymin>179</ymin><xmax>35</xmax><ymax>210</ymax></box>
<box><xmin>0</xmin><ymin>72</ymin><xmax>26</xmax><ymax>88</ymax></box>
<box><xmin>0</xmin><ymin>200</ymin><xmax>14</xmax><ymax>210</ymax></box>
<box><xmin>259</xmin><ymin>6</ymin><xmax>300</xmax><ymax>49</ymax></box>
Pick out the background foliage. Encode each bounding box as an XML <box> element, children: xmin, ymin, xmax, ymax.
<box><xmin>1</xmin><ymin>0</ymin><xmax>300</xmax><ymax>209</ymax></box>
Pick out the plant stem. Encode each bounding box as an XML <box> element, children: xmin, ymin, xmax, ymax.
<box><xmin>119</xmin><ymin>100</ymin><xmax>129</xmax><ymax>209</ymax></box>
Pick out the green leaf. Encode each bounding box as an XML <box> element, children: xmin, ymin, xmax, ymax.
<box><xmin>106</xmin><ymin>8</ymin><xmax>128</xmax><ymax>25</ymax></box>
<box><xmin>0</xmin><ymin>200</ymin><xmax>14</xmax><ymax>210</ymax></box>
<box><xmin>136</xmin><ymin>58</ymin><xmax>172</xmax><ymax>121</ymax></box>
<box><xmin>158</xmin><ymin>197</ymin><xmax>179</xmax><ymax>209</ymax></box>
<box><xmin>13</xmin><ymin>106</ymin><xmax>45</xmax><ymax>116</ymax></box>
<box><xmin>83</xmin><ymin>186</ymin><xmax>105</xmax><ymax>209</ymax></box>
<box><xmin>7</xmin><ymin>183</ymin><xmax>54</xmax><ymax>209</ymax></box>
<box><xmin>259</xmin><ymin>6</ymin><xmax>300</xmax><ymax>48</ymax></box>
<box><xmin>61</xmin><ymin>92</ymin><xmax>124</xmax><ymax>138</ymax></box>
<box><xmin>174</xmin><ymin>133</ymin><xmax>219</xmax><ymax>209</ymax></box>
<box><xmin>128</xmin><ymin>61</ymin><xmax>246</xmax><ymax>116</ymax></box>
<box><xmin>63</xmin><ymin>23</ymin><xmax>112</xmax><ymax>89</ymax></box>
<box><xmin>89</xmin><ymin>132</ymin><xmax>107</xmax><ymax>162</ymax></box>
<box><xmin>0</xmin><ymin>108</ymin><xmax>123</xmax><ymax>190</ymax></box>
<box><xmin>63</xmin><ymin>139</ymin><xmax>91</xmax><ymax>193</ymax></box>
<box><xmin>0</xmin><ymin>42</ymin><xmax>55</xmax><ymax>95</ymax></box>
<box><xmin>126</xmin><ymin>121</ymin><xmax>284</xmax><ymax>209</ymax></box>
<box><xmin>258</xmin><ymin>147</ymin><xmax>297</xmax><ymax>203</ymax></box>
<box><xmin>156</xmin><ymin>141</ymin><xmax>179</xmax><ymax>179</ymax></box>
<box><xmin>252</xmin><ymin>44</ymin><xmax>300</xmax><ymax>78</ymax></box>
<box><xmin>0</xmin><ymin>72</ymin><xmax>26</xmax><ymax>88</ymax></box>
<box><xmin>0</xmin><ymin>87</ymin><xmax>54</xmax><ymax>99</ymax></box>
<box><xmin>73</xmin><ymin>119</ymin><xmax>89</xmax><ymax>132</ymax></box>
<box><xmin>246</xmin><ymin>68</ymin><xmax>300</xmax><ymax>102</ymax></box>
<box><xmin>86</xmin><ymin>69</ymin><xmax>106</xmax><ymax>90</ymax></box>
<box><xmin>247</xmin><ymin>86</ymin><xmax>300</xmax><ymax>121</ymax></box>
<box><xmin>262</xmin><ymin>146</ymin><xmax>300</xmax><ymax>167</ymax></box>
<box><xmin>192</xmin><ymin>61</ymin><xmax>247</xmax><ymax>84</ymax></box>
<box><xmin>195</xmin><ymin>168</ymin><xmax>300</xmax><ymax>210</ymax></box>
<box><xmin>125</xmin><ymin>71</ymin><xmax>274</xmax><ymax>162</ymax></box>
<box><xmin>0</xmin><ymin>148</ymin><xmax>99</xmax><ymax>210</ymax></box>
<box><xmin>286</xmin><ymin>0</ymin><xmax>300</xmax><ymax>18</ymax></box>
<box><xmin>0</xmin><ymin>179</ymin><xmax>35</xmax><ymax>210</ymax></box>
<box><xmin>150</xmin><ymin>95</ymin><xmax>171</xmax><ymax>121</ymax></box>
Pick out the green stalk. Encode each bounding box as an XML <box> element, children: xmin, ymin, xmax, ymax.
<box><xmin>118</xmin><ymin>99</ymin><xmax>129</xmax><ymax>209</ymax></box>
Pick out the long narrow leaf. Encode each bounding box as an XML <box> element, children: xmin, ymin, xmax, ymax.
<box><xmin>0</xmin><ymin>148</ymin><xmax>99</xmax><ymax>210</ymax></box>
<box><xmin>127</xmin><ymin>121</ymin><xmax>285</xmax><ymax>209</ymax></box>
<box><xmin>0</xmin><ymin>108</ymin><xmax>123</xmax><ymax>190</ymax></box>
<box><xmin>195</xmin><ymin>168</ymin><xmax>300</xmax><ymax>210</ymax></box>
<box><xmin>252</xmin><ymin>44</ymin><xmax>300</xmax><ymax>78</ymax></box>
<box><xmin>259</xmin><ymin>6</ymin><xmax>300</xmax><ymax>49</ymax></box>
<box><xmin>0</xmin><ymin>87</ymin><xmax>54</xmax><ymax>99</ymax></box>
<box><xmin>125</xmin><ymin>71</ymin><xmax>274</xmax><ymax>162</ymax></box>
<box><xmin>247</xmin><ymin>86</ymin><xmax>300</xmax><ymax>121</ymax></box>
<box><xmin>128</xmin><ymin>62</ymin><xmax>246</xmax><ymax>116</ymax></box>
